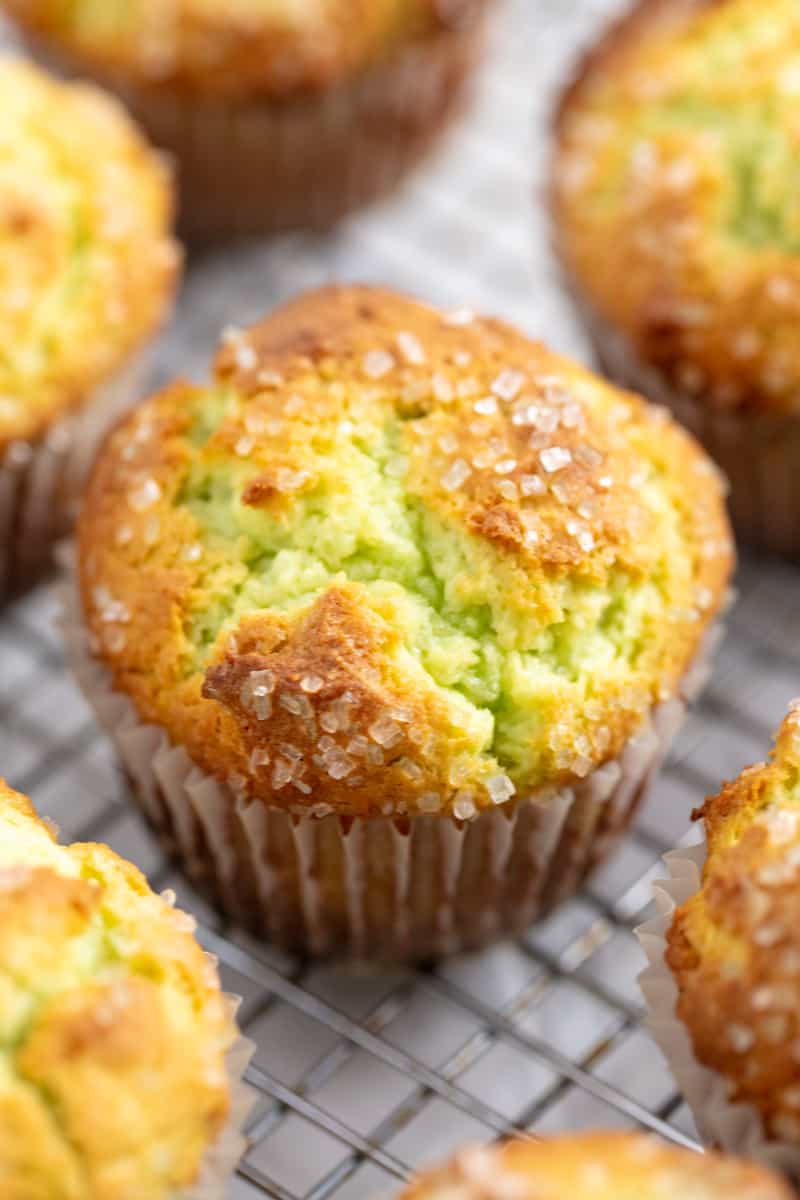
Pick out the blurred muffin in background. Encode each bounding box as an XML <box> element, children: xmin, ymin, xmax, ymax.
<box><xmin>2</xmin><ymin>0</ymin><xmax>492</xmax><ymax>240</ymax></box>
<box><xmin>68</xmin><ymin>285</ymin><xmax>731</xmax><ymax>961</ymax></box>
<box><xmin>0</xmin><ymin>778</ymin><xmax>245</xmax><ymax>1200</ymax></box>
<box><xmin>0</xmin><ymin>57</ymin><xmax>178</xmax><ymax>602</ymax></box>
<box><xmin>398</xmin><ymin>1132</ymin><xmax>793</xmax><ymax>1199</ymax></box>
<box><xmin>552</xmin><ymin>0</ymin><xmax>800</xmax><ymax>557</ymax></box>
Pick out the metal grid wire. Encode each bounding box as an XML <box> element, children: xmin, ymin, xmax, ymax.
<box><xmin>2</xmin><ymin>1</ymin><xmax>800</xmax><ymax>1196</ymax></box>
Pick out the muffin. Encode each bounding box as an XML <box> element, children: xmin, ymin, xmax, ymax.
<box><xmin>639</xmin><ymin>702</ymin><xmax>800</xmax><ymax>1172</ymax></box>
<box><xmin>3</xmin><ymin>1</ymin><xmax>491</xmax><ymax>241</ymax></box>
<box><xmin>67</xmin><ymin>284</ymin><xmax>732</xmax><ymax>961</ymax></box>
<box><xmin>0</xmin><ymin>58</ymin><xmax>178</xmax><ymax>602</ymax></box>
<box><xmin>398</xmin><ymin>1132</ymin><xmax>793</xmax><ymax>1200</ymax></box>
<box><xmin>552</xmin><ymin>0</ymin><xmax>800</xmax><ymax>557</ymax></box>
<box><xmin>0</xmin><ymin>777</ymin><xmax>247</xmax><ymax>1199</ymax></box>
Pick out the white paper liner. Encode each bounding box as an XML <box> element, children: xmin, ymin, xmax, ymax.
<box><xmin>24</xmin><ymin>16</ymin><xmax>488</xmax><ymax>241</ymax></box>
<box><xmin>180</xmin><ymin>988</ymin><xmax>255</xmax><ymax>1200</ymax></box>
<box><xmin>568</xmin><ymin>285</ymin><xmax>800</xmax><ymax>558</ymax></box>
<box><xmin>63</xmin><ymin>567</ymin><xmax>722</xmax><ymax>962</ymax></box>
<box><xmin>0</xmin><ymin>353</ymin><xmax>148</xmax><ymax>603</ymax></box>
<box><xmin>637</xmin><ymin>844</ymin><xmax>800</xmax><ymax>1176</ymax></box>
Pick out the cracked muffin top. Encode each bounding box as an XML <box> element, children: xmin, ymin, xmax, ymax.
<box><xmin>398</xmin><ymin>1133</ymin><xmax>793</xmax><ymax>1200</ymax></box>
<box><xmin>77</xmin><ymin>285</ymin><xmax>732</xmax><ymax>821</ymax></box>
<box><xmin>0</xmin><ymin>58</ymin><xmax>178</xmax><ymax>452</ymax></box>
<box><xmin>668</xmin><ymin>701</ymin><xmax>800</xmax><ymax>1146</ymax></box>
<box><xmin>1</xmin><ymin>0</ymin><xmax>485</xmax><ymax>99</ymax></box>
<box><xmin>553</xmin><ymin>0</ymin><xmax>800</xmax><ymax>415</ymax></box>
<box><xmin>0</xmin><ymin>779</ymin><xmax>236</xmax><ymax>1200</ymax></box>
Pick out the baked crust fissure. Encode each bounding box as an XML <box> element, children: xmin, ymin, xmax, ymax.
<box><xmin>78</xmin><ymin>285</ymin><xmax>732</xmax><ymax>821</ymax></box>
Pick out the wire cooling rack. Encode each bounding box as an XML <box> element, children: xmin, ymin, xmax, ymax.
<box><xmin>3</xmin><ymin>1</ymin><xmax>800</xmax><ymax>1196</ymax></box>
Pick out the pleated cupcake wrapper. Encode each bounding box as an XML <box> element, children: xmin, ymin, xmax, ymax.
<box><xmin>0</xmin><ymin>354</ymin><xmax>148</xmax><ymax>604</ymax></box>
<box><xmin>25</xmin><ymin>15</ymin><xmax>487</xmax><ymax>241</ymax></box>
<box><xmin>636</xmin><ymin>845</ymin><xmax>800</xmax><ymax>1177</ymax></box>
<box><xmin>181</xmin><ymin>990</ymin><xmax>255</xmax><ymax>1200</ymax></box>
<box><xmin>570</xmin><ymin>287</ymin><xmax>800</xmax><ymax>558</ymax></box>
<box><xmin>63</xmin><ymin>563</ymin><xmax>723</xmax><ymax>961</ymax></box>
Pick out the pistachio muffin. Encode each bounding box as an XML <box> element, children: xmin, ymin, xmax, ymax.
<box><xmin>3</xmin><ymin>0</ymin><xmax>491</xmax><ymax>240</ymax></box>
<box><xmin>0</xmin><ymin>778</ymin><xmax>241</xmax><ymax>1200</ymax></box>
<box><xmin>69</xmin><ymin>285</ymin><xmax>732</xmax><ymax>960</ymax></box>
<box><xmin>399</xmin><ymin>1134</ymin><xmax>793</xmax><ymax>1200</ymax></box>
<box><xmin>553</xmin><ymin>0</ymin><xmax>800</xmax><ymax>556</ymax></box>
<box><xmin>641</xmin><ymin>703</ymin><xmax>800</xmax><ymax>1168</ymax></box>
<box><xmin>0</xmin><ymin>58</ymin><xmax>178</xmax><ymax>601</ymax></box>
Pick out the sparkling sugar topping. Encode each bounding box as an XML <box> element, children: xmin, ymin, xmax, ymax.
<box><xmin>396</xmin><ymin>331</ymin><xmax>427</xmax><ymax>365</ymax></box>
<box><xmin>539</xmin><ymin>446</ymin><xmax>572</xmax><ymax>473</ymax></box>
<box><xmin>407</xmin><ymin>351</ymin><xmax>632</xmax><ymax>569</ymax></box>
<box><xmin>127</xmin><ymin>477</ymin><xmax>161</xmax><ymax>512</ymax></box>
<box><xmin>363</xmin><ymin>349</ymin><xmax>396</xmax><ymax>379</ymax></box>
<box><xmin>90</xmin><ymin>288</ymin><xmax>731</xmax><ymax>838</ymax></box>
<box><xmin>206</xmin><ymin>635</ymin><xmax>530</xmax><ymax>818</ymax></box>
<box><xmin>449</xmin><ymin>1147</ymin><xmax>531</xmax><ymax>1200</ymax></box>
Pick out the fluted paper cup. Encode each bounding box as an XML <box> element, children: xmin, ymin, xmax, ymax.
<box><xmin>182</xmin><ymin>988</ymin><xmax>254</xmax><ymax>1199</ymax></box>
<box><xmin>0</xmin><ymin>353</ymin><xmax>149</xmax><ymax>603</ymax></box>
<box><xmin>64</xmin><ymin>567</ymin><xmax>723</xmax><ymax>962</ymax></box>
<box><xmin>24</xmin><ymin>13</ymin><xmax>489</xmax><ymax>241</ymax></box>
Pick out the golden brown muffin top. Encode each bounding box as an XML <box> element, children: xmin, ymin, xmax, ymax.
<box><xmin>78</xmin><ymin>285</ymin><xmax>732</xmax><ymax>821</ymax></box>
<box><xmin>2</xmin><ymin>0</ymin><xmax>485</xmax><ymax>99</ymax></box>
<box><xmin>668</xmin><ymin>702</ymin><xmax>800</xmax><ymax>1146</ymax></box>
<box><xmin>399</xmin><ymin>1133</ymin><xmax>792</xmax><ymax>1199</ymax></box>
<box><xmin>0</xmin><ymin>779</ymin><xmax>236</xmax><ymax>1200</ymax></box>
<box><xmin>0</xmin><ymin>58</ymin><xmax>178</xmax><ymax>451</ymax></box>
<box><xmin>553</xmin><ymin>0</ymin><xmax>800</xmax><ymax>416</ymax></box>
